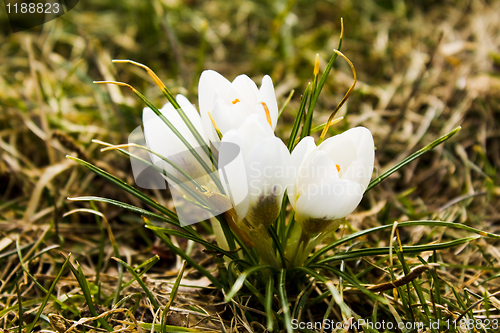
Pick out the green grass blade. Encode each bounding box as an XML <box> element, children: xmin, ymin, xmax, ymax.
<box><xmin>62</xmin><ymin>253</ymin><xmax>114</xmax><ymax>331</ymax></box>
<box><xmin>67</xmin><ymin>196</ymin><xmax>198</xmax><ymax>234</ymax></box>
<box><xmin>287</xmin><ymin>83</ymin><xmax>310</xmax><ymax>152</ymax></box>
<box><xmin>366</xmin><ymin>126</ymin><xmax>461</xmax><ymax>192</ymax></box>
<box><xmin>26</xmin><ymin>255</ymin><xmax>71</xmax><ymax>333</ymax></box>
<box><xmin>265</xmin><ymin>275</ymin><xmax>275</xmax><ymax>332</ymax></box>
<box><xmin>277</xmin><ymin>89</ymin><xmax>295</xmax><ymax>121</ymax></box>
<box><xmin>317</xmin><ymin>236</ymin><xmax>479</xmax><ymax>264</ymax></box>
<box><xmin>67</xmin><ymin>156</ymin><xmax>178</xmax><ymax>221</ymax></box>
<box><xmin>305</xmin><ymin>19</ymin><xmax>344</xmax><ymax>132</ymax></box>
<box><xmin>292</xmin><ymin>266</ymin><xmax>353</xmax><ymax>318</ymax></box>
<box><xmin>224</xmin><ymin>265</ymin><xmax>273</xmax><ymax>302</ymax></box>
<box><xmin>146</xmin><ymin>225</ymin><xmax>240</xmax><ymax>261</ymax></box>
<box><xmin>145</xmin><ymin>218</ymin><xmax>224</xmax><ymax>289</ymax></box>
<box><xmin>268</xmin><ymin>225</ymin><xmax>286</xmax><ymax>269</ymax></box>
<box><xmin>162</xmin><ymin>261</ymin><xmax>187</xmax><ymax>333</ymax></box>
<box><xmin>15</xmin><ymin>274</ymin><xmax>23</xmax><ymax>333</ymax></box>
<box><xmin>397</xmin><ymin>251</ymin><xmax>435</xmax><ymax>332</ymax></box>
<box><xmin>310</xmin><ymin>264</ymin><xmax>386</xmax><ymax>304</ymax></box>
<box><xmin>307</xmin><ymin>220</ymin><xmax>498</xmax><ymax>265</ymax></box>
<box><xmin>113</xmin><ymin>256</ymin><xmax>160</xmax><ymax>310</ymax></box>
<box><xmin>120</xmin><ymin>255</ymin><xmax>160</xmax><ymax>290</ymax></box>
<box><xmin>278</xmin><ymin>269</ymin><xmax>293</xmax><ymax>333</ymax></box>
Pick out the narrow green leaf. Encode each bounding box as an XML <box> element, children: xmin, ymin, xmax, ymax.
<box><xmin>305</xmin><ymin>19</ymin><xmax>344</xmax><ymax>133</ymax></box>
<box><xmin>162</xmin><ymin>261</ymin><xmax>187</xmax><ymax>333</ymax></box>
<box><xmin>307</xmin><ymin>219</ymin><xmax>497</xmax><ymax>265</ymax></box>
<box><xmin>277</xmin><ymin>89</ymin><xmax>295</xmax><ymax>121</ymax></box>
<box><xmin>145</xmin><ymin>219</ymin><xmax>224</xmax><ymax>289</ymax></box>
<box><xmin>62</xmin><ymin>253</ymin><xmax>114</xmax><ymax>331</ymax></box>
<box><xmin>224</xmin><ymin>265</ymin><xmax>273</xmax><ymax>302</ymax></box>
<box><xmin>113</xmin><ymin>256</ymin><xmax>160</xmax><ymax>310</ymax></box>
<box><xmin>67</xmin><ymin>156</ymin><xmax>178</xmax><ymax>221</ymax></box>
<box><xmin>268</xmin><ymin>225</ymin><xmax>286</xmax><ymax>269</ymax></box>
<box><xmin>146</xmin><ymin>225</ymin><xmax>240</xmax><ymax>261</ymax></box>
<box><xmin>288</xmin><ymin>83</ymin><xmax>310</xmax><ymax>152</ymax></box>
<box><xmin>15</xmin><ymin>274</ymin><xmax>23</xmax><ymax>333</ymax></box>
<box><xmin>310</xmin><ymin>265</ymin><xmax>386</xmax><ymax>304</ymax></box>
<box><xmin>278</xmin><ymin>269</ymin><xmax>293</xmax><ymax>333</ymax></box>
<box><xmin>120</xmin><ymin>255</ymin><xmax>159</xmax><ymax>290</ymax></box>
<box><xmin>27</xmin><ymin>255</ymin><xmax>71</xmax><ymax>333</ymax></box>
<box><xmin>316</xmin><ymin>236</ymin><xmax>479</xmax><ymax>264</ymax></box>
<box><xmin>265</xmin><ymin>276</ymin><xmax>275</xmax><ymax>332</ymax></box>
<box><xmin>366</xmin><ymin>126</ymin><xmax>461</xmax><ymax>192</ymax></box>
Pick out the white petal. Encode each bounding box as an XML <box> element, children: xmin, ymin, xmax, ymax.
<box><xmin>198</xmin><ymin>70</ymin><xmax>232</xmax><ymax>116</ymax></box>
<box><xmin>143</xmin><ymin>102</ymin><xmax>208</xmax><ymax>181</ymax></box>
<box><xmin>296</xmin><ymin>150</ymin><xmax>339</xmax><ymax>198</ymax></box>
<box><xmin>342</xmin><ymin>156</ymin><xmax>373</xmax><ymax>191</ymax></box>
<box><xmin>295</xmin><ymin>179</ymin><xmax>363</xmax><ymax>222</ymax></box>
<box><xmin>234</xmin><ymin>114</ymin><xmax>275</xmax><ymax>157</ymax></box>
<box><xmin>287</xmin><ymin>137</ymin><xmax>316</xmax><ymax>208</ymax></box>
<box><xmin>175</xmin><ymin>94</ymin><xmax>209</xmax><ymax>144</ymax></box>
<box><xmin>218</xmin><ymin>131</ymin><xmax>250</xmax><ymax>222</ymax></box>
<box><xmin>231</xmin><ymin>74</ymin><xmax>259</xmax><ymax>104</ymax></box>
<box><xmin>258</xmin><ymin>75</ymin><xmax>279</xmax><ymax>129</ymax></box>
<box><xmin>244</xmin><ymin>136</ymin><xmax>291</xmax><ymax>225</ymax></box>
<box><xmin>322</xmin><ymin>127</ymin><xmax>374</xmax><ymax>189</ymax></box>
<box><xmin>211</xmin><ymin>99</ymin><xmax>244</xmax><ymax>136</ymax></box>
<box><xmin>318</xmin><ymin>134</ymin><xmax>357</xmax><ymax>177</ymax></box>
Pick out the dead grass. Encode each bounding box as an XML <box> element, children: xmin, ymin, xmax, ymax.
<box><xmin>1</xmin><ymin>0</ymin><xmax>500</xmax><ymax>331</ymax></box>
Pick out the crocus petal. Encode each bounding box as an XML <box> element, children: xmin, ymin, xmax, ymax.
<box><xmin>198</xmin><ymin>70</ymin><xmax>232</xmax><ymax>116</ymax></box>
<box><xmin>287</xmin><ymin>136</ymin><xmax>317</xmax><ymax>208</ymax></box>
<box><xmin>243</xmin><ymin>136</ymin><xmax>291</xmax><ymax>227</ymax></box>
<box><xmin>295</xmin><ymin>150</ymin><xmax>339</xmax><ymax>198</ymax></box>
<box><xmin>143</xmin><ymin>96</ymin><xmax>210</xmax><ymax>180</ymax></box>
<box><xmin>318</xmin><ymin>134</ymin><xmax>357</xmax><ymax>177</ymax></box>
<box><xmin>218</xmin><ymin>131</ymin><xmax>250</xmax><ymax>222</ymax></box>
<box><xmin>258</xmin><ymin>75</ymin><xmax>279</xmax><ymax>129</ymax></box>
<box><xmin>232</xmin><ymin>74</ymin><xmax>259</xmax><ymax>104</ymax></box>
<box><xmin>295</xmin><ymin>179</ymin><xmax>363</xmax><ymax>223</ymax></box>
<box><xmin>175</xmin><ymin>94</ymin><xmax>209</xmax><ymax>143</ymax></box>
<box><xmin>211</xmin><ymin>99</ymin><xmax>244</xmax><ymax>135</ymax></box>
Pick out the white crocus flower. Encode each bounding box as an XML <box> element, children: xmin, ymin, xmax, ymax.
<box><xmin>288</xmin><ymin>127</ymin><xmax>375</xmax><ymax>236</ymax></box>
<box><xmin>218</xmin><ymin>114</ymin><xmax>291</xmax><ymax>230</ymax></box>
<box><xmin>198</xmin><ymin>70</ymin><xmax>279</xmax><ymax>144</ymax></box>
<box><xmin>218</xmin><ymin>114</ymin><xmax>291</xmax><ymax>268</ymax></box>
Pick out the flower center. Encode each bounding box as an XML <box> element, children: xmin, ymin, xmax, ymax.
<box><xmin>232</xmin><ymin>98</ymin><xmax>240</xmax><ymax>104</ymax></box>
<box><xmin>336</xmin><ymin>164</ymin><xmax>341</xmax><ymax>173</ymax></box>
<box><xmin>260</xmin><ymin>102</ymin><xmax>273</xmax><ymax>128</ymax></box>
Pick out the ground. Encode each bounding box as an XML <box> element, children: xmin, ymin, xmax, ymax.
<box><xmin>1</xmin><ymin>0</ymin><xmax>500</xmax><ymax>332</ymax></box>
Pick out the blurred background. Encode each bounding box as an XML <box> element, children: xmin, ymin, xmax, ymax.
<box><xmin>1</xmin><ymin>0</ymin><xmax>499</xmax><ymax>329</ymax></box>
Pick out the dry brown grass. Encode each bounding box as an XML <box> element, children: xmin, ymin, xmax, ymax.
<box><xmin>1</xmin><ymin>0</ymin><xmax>500</xmax><ymax>331</ymax></box>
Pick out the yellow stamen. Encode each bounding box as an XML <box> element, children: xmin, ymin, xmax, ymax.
<box><xmin>232</xmin><ymin>98</ymin><xmax>240</xmax><ymax>104</ymax></box>
<box><xmin>336</xmin><ymin>164</ymin><xmax>341</xmax><ymax>173</ymax></box>
<box><xmin>260</xmin><ymin>102</ymin><xmax>273</xmax><ymax>128</ymax></box>
<box><xmin>208</xmin><ymin>112</ymin><xmax>223</xmax><ymax>140</ymax></box>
